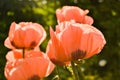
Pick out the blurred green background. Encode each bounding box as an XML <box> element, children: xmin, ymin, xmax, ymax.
<box><xmin>0</xmin><ymin>0</ymin><xmax>120</xmax><ymax>80</ymax></box>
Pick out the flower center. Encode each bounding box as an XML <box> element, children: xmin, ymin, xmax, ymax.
<box><xmin>71</xmin><ymin>49</ymin><xmax>86</xmax><ymax>60</ymax></box>
<box><xmin>28</xmin><ymin>75</ymin><xmax>40</xmax><ymax>80</ymax></box>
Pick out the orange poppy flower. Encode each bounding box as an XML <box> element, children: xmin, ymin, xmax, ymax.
<box><xmin>4</xmin><ymin>22</ymin><xmax>46</xmax><ymax>49</ymax></box>
<box><xmin>46</xmin><ymin>21</ymin><xmax>106</xmax><ymax>65</ymax></box>
<box><xmin>4</xmin><ymin>50</ymin><xmax>55</xmax><ymax>80</ymax></box>
<box><xmin>56</xmin><ymin>6</ymin><xmax>93</xmax><ymax>25</ymax></box>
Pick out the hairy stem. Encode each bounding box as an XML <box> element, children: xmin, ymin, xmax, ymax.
<box><xmin>71</xmin><ymin>61</ymin><xmax>80</xmax><ymax>80</ymax></box>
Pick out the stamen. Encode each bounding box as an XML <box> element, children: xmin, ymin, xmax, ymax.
<box><xmin>71</xmin><ymin>49</ymin><xmax>86</xmax><ymax>60</ymax></box>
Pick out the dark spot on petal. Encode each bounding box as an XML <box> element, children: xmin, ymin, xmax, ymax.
<box><xmin>50</xmin><ymin>58</ymin><xmax>67</xmax><ymax>66</ymax></box>
<box><xmin>11</xmin><ymin>40</ymin><xmax>37</xmax><ymax>49</ymax></box>
<box><xmin>11</xmin><ymin>41</ymin><xmax>23</xmax><ymax>49</ymax></box>
<box><xmin>11</xmin><ymin>41</ymin><xmax>15</xmax><ymax>47</ymax></box>
<box><xmin>28</xmin><ymin>75</ymin><xmax>40</xmax><ymax>80</ymax></box>
<box><xmin>30</xmin><ymin>41</ymin><xmax>37</xmax><ymax>48</ymax></box>
<box><xmin>71</xmin><ymin>49</ymin><xmax>86</xmax><ymax>60</ymax></box>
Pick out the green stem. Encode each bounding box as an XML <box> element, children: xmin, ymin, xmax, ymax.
<box><xmin>56</xmin><ymin>66</ymin><xmax>62</xmax><ymax>80</ymax></box>
<box><xmin>76</xmin><ymin>64</ymin><xmax>85</xmax><ymax>80</ymax></box>
<box><xmin>71</xmin><ymin>61</ymin><xmax>80</xmax><ymax>80</ymax></box>
<box><xmin>22</xmin><ymin>48</ymin><xmax>25</xmax><ymax>58</ymax></box>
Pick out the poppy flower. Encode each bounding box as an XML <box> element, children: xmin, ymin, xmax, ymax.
<box><xmin>4</xmin><ymin>22</ymin><xmax>46</xmax><ymax>49</ymax></box>
<box><xmin>46</xmin><ymin>21</ymin><xmax>106</xmax><ymax>65</ymax></box>
<box><xmin>56</xmin><ymin>6</ymin><xmax>93</xmax><ymax>25</ymax></box>
<box><xmin>4</xmin><ymin>50</ymin><xmax>55</xmax><ymax>80</ymax></box>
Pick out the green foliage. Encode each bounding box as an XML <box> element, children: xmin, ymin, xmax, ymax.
<box><xmin>0</xmin><ymin>0</ymin><xmax>120</xmax><ymax>80</ymax></box>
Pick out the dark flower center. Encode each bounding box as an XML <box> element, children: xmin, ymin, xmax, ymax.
<box><xmin>28</xmin><ymin>75</ymin><xmax>40</xmax><ymax>80</ymax></box>
<box><xmin>71</xmin><ymin>49</ymin><xmax>86</xmax><ymax>60</ymax></box>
